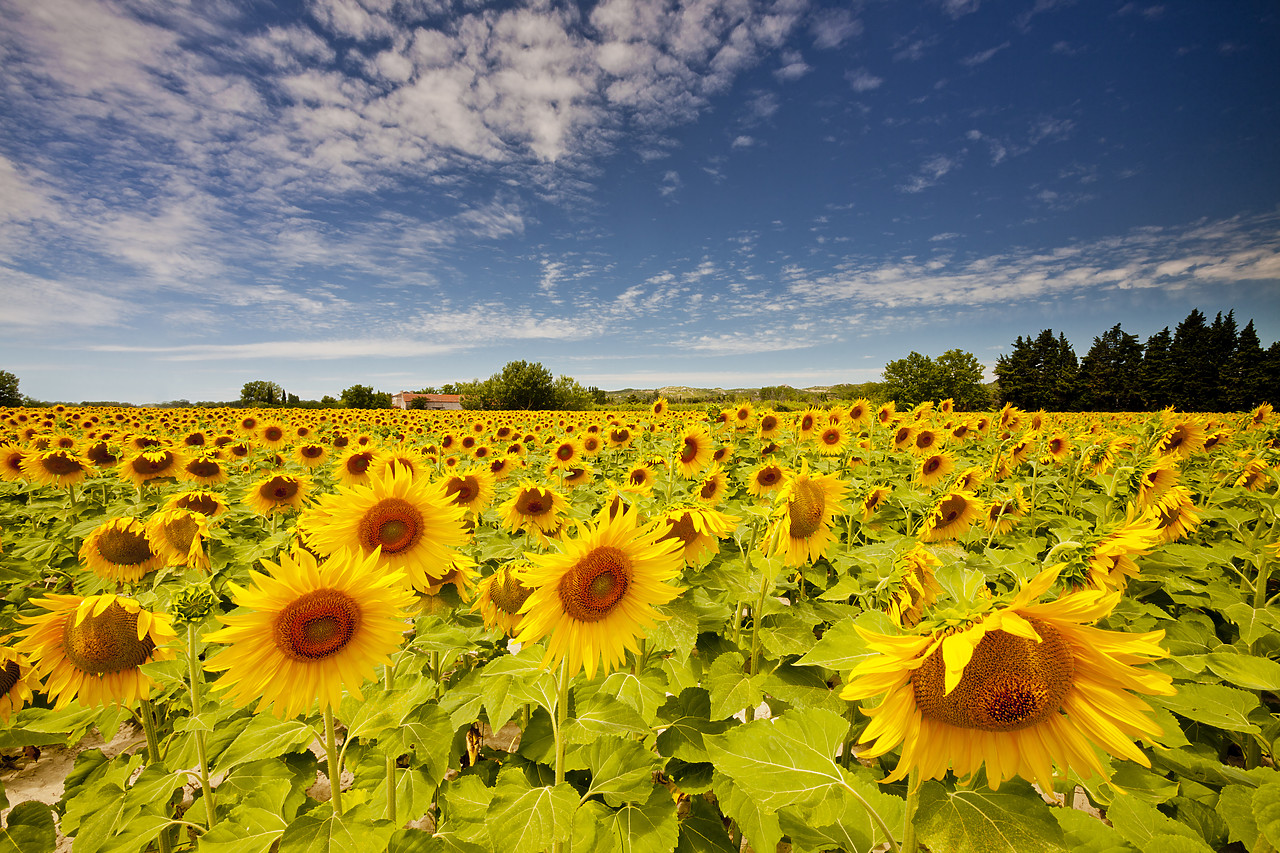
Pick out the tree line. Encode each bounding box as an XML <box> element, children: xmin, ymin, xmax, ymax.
<box><xmin>995</xmin><ymin>309</ymin><xmax>1278</xmax><ymax>412</ymax></box>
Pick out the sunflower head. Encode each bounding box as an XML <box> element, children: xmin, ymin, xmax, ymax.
<box><xmin>81</xmin><ymin>517</ymin><xmax>165</xmax><ymax>583</ymax></box>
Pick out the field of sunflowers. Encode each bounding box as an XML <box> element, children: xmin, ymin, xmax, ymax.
<box><xmin>0</xmin><ymin>398</ymin><xmax>1276</xmax><ymax>853</ymax></box>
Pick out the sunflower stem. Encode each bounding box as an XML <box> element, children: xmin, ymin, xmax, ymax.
<box><xmin>139</xmin><ymin>698</ymin><xmax>176</xmax><ymax>853</ymax></box>
<box><xmin>899</xmin><ymin>770</ymin><xmax>921</xmax><ymax>853</ymax></box>
<box><xmin>551</xmin><ymin>657</ymin><xmax>570</xmax><ymax>853</ymax></box>
<box><xmin>324</xmin><ymin>706</ymin><xmax>344</xmax><ymax>817</ymax></box>
<box><xmin>385</xmin><ymin>665</ymin><xmax>397</xmax><ymax>825</ymax></box>
<box><xmin>186</xmin><ymin>624</ymin><xmax>215</xmax><ymax>829</ymax></box>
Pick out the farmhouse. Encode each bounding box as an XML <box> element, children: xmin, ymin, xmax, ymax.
<box><xmin>392</xmin><ymin>392</ymin><xmax>463</xmax><ymax>410</ymax></box>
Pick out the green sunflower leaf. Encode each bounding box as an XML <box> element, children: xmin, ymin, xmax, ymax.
<box><xmin>276</xmin><ymin>810</ymin><xmax>397</xmax><ymax>853</ymax></box>
<box><xmin>596</xmin><ymin>786</ymin><xmax>680</xmax><ymax>853</ymax></box>
<box><xmin>793</xmin><ymin>610</ymin><xmax>896</xmax><ymax>672</ymax></box>
<box><xmin>484</xmin><ymin>767</ymin><xmax>578</xmax><ymax>853</ymax></box>
<box><xmin>703</xmin><ymin>706</ymin><xmax>850</xmax><ymax>812</ymax></box>
<box><xmin>1204</xmin><ymin>651</ymin><xmax>1280</xmax><ymax>691</ymax></box>
<box><xmin>914</xmin><ymin>780</ymin><xmax>1068</xmax><ymax>853</ymax></box>
<box><xmin>0</xmin><ymin>801</ymin><xmax>56</xmax><ymax>853</ymax></box>
<box><xmin>655</xmin><ymin>687</ymin><xmax>730</xmax><ymax>763</ymax></box>
<box><xmin>1255</xmin><ymin>782</ymin><xmax>1280</xmax><ymax>848</ymax></box>
<box><xmin>577</xmin><ymin>736</ymin><xmax>659</xmax><ymax>807</ymax></box>
<box><xmin>563</xmin><ymin>691</ymin><xmax>651</xmax><ymax>745</ymax></box>
<box><xmin>195</xmin><ymin>806</ymin><xmax>287</xmax><ymax>853</ymax></box>
<box><xmin>1052</xmin><ymin>806</ymin><xmax>1137</xmax><ymax>853</ymax></box>
<box><xmin>213</xmin><ymin>716</ymin><xmax>316</xmax><ymax>775</ymax></box>
<box><xmin>675</xmin><ymin>795</ymin><xmax>736</xmax><ymax>853</ymax></box>
<box><xmin>704</xmin><ymin>651</ymin><xmax>763</xmax><ymax>721</ymax></box>
<box><xmin>1150</xmin><ymin>682</ymin><xmax>1262</xmax><ymax>733</ymax></box>
<box><xmin>1105</xmin><ymin>795</ymin><xmax>1213</xmax><ymax>852</ymax></box>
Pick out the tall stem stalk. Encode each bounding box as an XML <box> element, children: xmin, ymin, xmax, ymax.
<box><xmin>551</xmin><ymin>658</ymin><xmax>570</xmax><ymax>853</ymax></box>
<box><xmin>324</xmin><ymin>707</ymin><xmax>343</xmax><ymax>817</ymax></box>
<box><xmin>384</xmin><ymin>666</ymin><xmax>397</xmax><ymax>825</ymax></box>
<box><xmin>139</xmin><ymin>698</ymin><xmax>175</xmax><ymax>853</ymax></box>
<box><xmin>186</xmin><ymin>625</ymin><xmax>215</xmax><ymax>829</ymax></box>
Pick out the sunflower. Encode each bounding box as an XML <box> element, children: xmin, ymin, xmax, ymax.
<box><xmin>0</xmin><ymin>644</ymin><xmax>35</xmax><ymax>722</ymax></box>
<box><xmin>746</xmin><ymin>461</ymin><xmax>788</xmax><ymax>498</ymax></box>
<box><xmin>796</xmin><ymin>407</ymin><xmax>823</xmax><ymax>442</ymax></box>
<box><xmin>915</xmin><ymin>453</ymin><xmax>954</xmax><ymax>490</ymax></box>
<box><xmin>501</xmin><ymin>479</ymin><xmax>568</xmax><ymax>541</ymax></box>
<box><xmin>883</xmin><ymin>546</ymin><xmax>941</xmax><ymax>628</ymax></box>
<box><xmin>514</xmin><ymin>507</ymin><xmax>684</xmax><ymax>679</ymax></box>
<box><xmin>1235</xmin><ymin>458</ymin><xmax>1271</xmax><ymax>491</ymax></box>
<box><xmin>875</xmin><ymin>402</ymin><xmax>896</xmax><ymax>427</ymax></box>
<box><xmin>244</xmin><ymin>473</ymin><xmax>311</xmax><ymax>516</ymax></box>
<box><xmin>911</xmin><ymin>428</ymin><xmax>942</xmax><ymax>456</ymax></box>
<box><xmin>607</xmin><ymin>426</ymin><xmax>634</xmax><ymax>449</ymax></box>
<box><xmin>694</xmin><ymin>467</ymin><xmax>729</xmax><ymax>505</ymax></box>
<box><xmin>558</xmin><ymin>463</ymin><xmax>594</xmax><ymax>489</ymax></box>
<box><xmin>305</xmin><ymin>467</ymin><xmax>469</xmax><ymax>591</ymax></box>
<box><xmin>1044</xmin><ymin>434</ymin><xmax>1073</xmax><ymax>465</ymax></box>
<box><xmin>655</xmin><ymin>506</ymin><xmax>740</xmax><ymax>566</ymax></box>
<box><xmin>0</xmin><ymin>445</ymin><xmax>26</xmax><ymax>482</ymax></box>
<box><xmin>860</xmin><ymin>485</ymin><xmax>892</xmax><ymax>523</ymax></box>
<box><xmin>732</xmin><ymin>402</ymin><xmax>754</xmax><ymax>430</ymax></box>
<box><xmin>1155</xmin><ymin>418</ymin><xmax>1205</xmax><ymax>460</ymax></box>
<box><xmin>621</xmin><ymin>463</ymin><xmax>656</xmax><ymax>496</ymax></box>
<box><xmin>847</xmin><ymin>399</ymin><xmax>872</xmax><ymax>428</ymax></box>
<box><xmin>203</xmin><ymin>547</ymin><xmax>416</xmax><ymax>718</ymax></box>
<box><xmin>179</xmin><ymin>453</ymin><xmax>228</xmax><ymax>487</ymax></box>
<box><xmin>85</xmin><ymin>441</ymin><xmax>119</xmax><ymax>469</ymax></box>
<box><xmin>1134</xmin><ymin>456</ymin><xmax>1179</xmax><ymax>511</ymax></box>
<box><xmin>1084</xmin><ymin>511</ymin><xmax>1162</xmax><ymax>590</ymax></box>
<box><xmin>549</xmin><ymin>438</ymin><xmax>581</xmax><ymax>470</ymax></box>
<box><xmin>984</xmin><ymin>486</ymin><xmax>1029</xmax><ymax>536</ymax></box>
<box><xmin>294</xmin><ymin>443</ymin><xmax>329</xmax><ymax>469</ymax></box>
<box><xmin>764</xmin><ymin>461</ymin><xmax>850</xmax><ymax>566</ymax></box>
<box><xmin>147</xmin><ymin>508</ymin><xmax>211</xmax><ymax>571</ymax></box>
<box><xmin>1150</xmin><ymin>486</ymin><xmax>1200</xmax><ymax>546</ymax></box>
<box><xmin>953</xmin><ymin>465</ymin><xmax>986</xmax><ymax>493</ymax></box>
<box><xmin>117</xmin><ymin>447</ymin><xmax>186</xmax><ymax>488</ymax></box>
<box><xmin>17</xmin><ymin>594</ymin><xmax>177</xmax><ymax>710</ymax></box>
<box><xmin>21</xmin><ymin>447</ymin><xmax>91</xmax><ymax>489</ymax></box>
<box><xmin>651</xmin><ymin>398</ymin><xmax>669</xmax><ymax>417</ymax></box>
<box><xmin>840</xmin><ymin>566</ymin><xmax>1174</xmax><ymax>791</ymax></box>
<box><xmin>918</xmin><ymin>491</ymin><xmax>984</xmax><ymax>542</ymax></box>
<box><xmin>891</xmin><ymin>425</ymin><xmax>915</xmax><ymax>453</ymax></box>
<box><xmin>488</xmin><ymin>455</ymin><xmax>518</xmax><ymax>480</ymax></box>
<box><xmin>80</xmin><ymin>517</ymin><xmax>166</xmax><ymax>583</ymax></box>
<box><xmin>334</xmin><ymin>447</ymin><xmax>381</xmax><ymax>488</ymax></box>
<box><xmin>165</xmin><ymin>489</ymin><xmax>229</xmax><ymax>519</ymax></box>
<box><xmin>675</xmin><ymin>425</ymin><xmax>714</xmax><ymax>478</ymax></box>
<box><xmin>473</xmin><ymin>563</ymin><xmax>535</xmax><ymax>636</ymax></box>
<box><xmin>817</xmin><ymin>424</ymin><xmax>849</xmax><ymax>457</ymax></box>
<box><xmin>757</xmin><ymin>412</ymin><xmax>782</xmax><ymax>442</ymax></box>
<box><xmin>377</xmin><ymin>445</ymin><xmax>425</xmax><ymax>481</ymax></box>
<box><xmin>443</xmin><ymin>468</ymin><xmax>497</xmax><ymax>517</ymax></box>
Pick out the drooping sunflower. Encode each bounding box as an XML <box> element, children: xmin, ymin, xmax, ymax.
<box><xmin>443</xmin><ymin>468</ymin><xmax>497</xmax><ymax>517</ymax></box>
<box><xmin>983</xmin><ymin>486</ymin><xmax>1029</xmax><ymax>536</ymax></box>
<box><xmin>675</xmin><ymin>425</ymin><xmax>714</xmax><ymax>478</ymax></box>
<box><xmin>0</xmin><ymin>445</ymin><xmax>27</xmax><ymax>482</ymax></box>
<box><xmin>745</xmin><ymin>461</ymin><xmax>788</xmax><ymax>499</ymax></box>
<box><xmin>557</xmin><ymin>463</ymin><xmax>594</xmax><ymax>489</ymax></box>
<box><xmin>840</xmin><ymin>566</ymin><xmax>1175</xmax><ymax>791</ymax></box>
<box><xmin>764</xmin><ymin>461</ymin><xmax>850</xmax><ymax>566</ymax></box>
<box><xmin>694</xmin><ymin>467</ymin><xmax>729</xmax><ymax>505</ymax></box>
<box><xmin>500</xmin><ymin>479</ymin><xmax>568</xmax><ymax>541</ymax></box>
<box><xmin>305</xmin><ymin>467</ymin><xmax>469</xmax><ymax>591</ymax></box>
<box><xmin>165</xmin><ymin>489</ymin><xmax>229</xmax><ymax>520</ymax></box>
<box><xmin>146</xmin><ymin>508</ymin><xmax>211</xmax><ymax>571</ymax></box>
<box><xmin>514</xmin><ymin>506</ymin><xmax>685</xmax><ymax>679</ymax></box>
<box><xmin>244</xmin><ymin>472</ymin><xmax>311</xmax><ymax>516</ymax></box>
<box><xmin>117</xmin><ymin>447</ymin><xmax>186</xmax><ymax>489</ymax></box>
<box><xmin>80</xmin><ymin>517</ymin><xmax>166</xmax><ymax>583</ymax></box>
<box><xmin>294</xmin><ymin>443</ymin><xmax>329</xmax><ymax>469</ymax></box>
<box><xmin>918</xmin><ymin>490</ymin><xmax>984</xmax><ymax>543</ymax></box>
<box><xmin>17</xmin><ymin>594</ymin><xmax>177</xmax><ymax>710</ymax></box>
<box><xmin>473</xmin><ymin>563</ymin><xmax>535</xmax><ymax>636</ymax></box>
<box><xmin>180</xmin><ymin>453</ymin><xmax>228</xmax><ymax>487</ymax></box>
<box><xmin>621</xmin><ymin>463</ymin><xmax>656</xmax><ymax>496</ymax></box>
<box><xmin>1134</xmin><ymin>455</ymin><xmax>1179</xmax><ymax>511</ymax></box>
<box><xmin>651</xmin><ymin>398</ymin><xmax>669</xmax><ymax>417</ymax></box>
<box><xmin>0</xmin><ymin>644</ymin><xmax>36</xmax><ymax>722</ymax></box>
<box><xmin>1150</xmin><ymin>486</ymin><xmax>1200</xmax><ymax>546</ymax></box>
<box><xmin>953</xmin><ymin>465</ymin><xmax>986</xmax><ymax>493</ymax></box>
<box><xmin>655</xmin><ymin>506</ymin><xmax>740</xmax><ymax>566</ymax></box>
<box><xmin>203</xmin><ymin>547</ymin><xmax>416</xmax><ymax>718</ymax></box>
<box><xmin>860</xmin><ymin>485</ymin><xmax>892</xmax><ymax>523</ymax></box>
<box><xmin>883</xmin><ymin>546</ymin><xmax>941</xmax><ymax>628</ymax></box>
<box><xmin>1084</xmin><ymin>510</ymin><xmax>1162</xmax><ymax>590</ymax></box>
<box><xmin>1155</xmin><ymin>418</ymin><xmax>1206</xmax><ymax>460</ymax></box>
<box><xmin>22</xmin><ymin>447</ymin><xmax>91</xmax><ymax>489</ymax></box>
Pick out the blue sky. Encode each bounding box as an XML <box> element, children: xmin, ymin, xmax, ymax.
<box><xmin>2</xmin><ymin>0</ymin><xmax>1277</xmax><ymax>404</ymax></box>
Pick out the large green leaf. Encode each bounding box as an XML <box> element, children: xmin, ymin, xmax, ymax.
<box><xmin>600</xmin><ymin>787</ymin><xmax>680</xmax><ymax>853</ymax></box>
<box><xmin>709</xmin><ymin>773</ymin><xmax>780</xmax><ymax>853</ymax></box>
<box><xmin>655</xmin><ymin>688</ymin><xmax>730</xmax><ymax>763</ymax></box>
<box><xmin>675</xmin><ymin>795</ymin><xmax>736</xmax><ymax>853</ymax></box>
<box><xmin>1255</xmin><ymin>782</ymin><xmax>1280</xmax><ymax>849</ymax></box>
<box><xmin>1105</xmin><ymin>795</ymin><xmax>1212</xmax><ymax>852</ymax></box>
<box><xmin>196</xmin><ymin>806</ymin><xmax>288</xmax><ymax>853</ymax></box>
<box><xmin>277</xmin><ymin>810</ymin><xmax>397</xmax><ymax>853</ymax></box>
<box><xmin>484</xmin><ymin>768</ymin><xmax>578</xmax><ymax>853</ymax></box>
<box><xmin>578</xmin><ymin>736</ymin><xmax>659</xmax><ymax>807</ymax></box>
<box><xmin>704</xmin><ymin>707</ymin><xmax>850</xmax><ymax>812</ymax></box>
<box><xmin>1216</xmin><ymin>783</ymin><xmax>1259</xmax><ymax>849</ymax></box>
<box><xmin>914</xmin><ymin>780</ymin><xmax>1068</xmax><ymax>853</ymax></box>
<box><xmin>1052</xmin><ymin>807</ymin><xmax>1136</xmax><ymax>853</ymax></box>
<box><xmin>1204</xmin><ymin>651</ymin><xmax>1280</xmax><ymax>691</ymax></box>
<box><xmin>213</xmin><ymin>716</ymin><xmax>316</xmax><ymax>775</ymax></box>
<box><xmin>217</xmin><ymin>754</ymin><xmax>316</xmax><ymax>818</ymax></box>
<box><xmin>703</xmin><ymin>652</ymin><xmax>763</xmax><ymax>721</ymax></box>
<box><xmin>779</xmin><ymin>772</ymin><xmax>905</xmax><ymax>853</ymax></box>
<box><xmin>0</xmin><ymin>801</ymin><xmax>56</xmax><ymax>853</ymax></box>
<box><xmin>598</xmin><ymin>670</ymin><xmax>669</xmax><ymax>721</ymax></box>
<box><xmin>1151</xmin><ymin>683</ymin><xmax>1262</xmax><ymax>733</ymax></box>
<box><xmin>794</xmin><ymin>610</ymin><xmax>895</xmax><ymax>671</ymax></box>
<box><xmin>563</xmin><ymin>692</ymin><xmax>651</xmax><ymax>744</ymax></box>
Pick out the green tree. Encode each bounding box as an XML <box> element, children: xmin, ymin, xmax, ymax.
<box><xmin>1076</xmin><ymin>324</ymin><xmax>1145</xmax><ymax>411</ymax></box>
<box><xmin>881</xmin><ymin>349</ymin><xmax>988</xmax><ymax>410</ymax></box>
<box><xmin>1223</xmin><ymin>320</ymin><xmax>1267</xmax><ymax>411</ymax></box>
<box><xmin>240</xmin><ymin>380</ymin><xmax>285</xmax><ymax>406</ymax></box>
<box><xmin>461</xmin><ymin>361</ymin><xmax>563</xmax><ymax>410</ymax></box>
<box><xmin>0</xmin><ymin>370</ymin><xmax>21</xmax><ymax>407</ymax></box>
<box><xmin>340</xmin><ymin>384</ymin><xmax>392</xmax><ymax>409</ymax></box>
<box><xmin>1140</xmin><ymin>327</ymin><xmax>1174</xmax><ymax>409</ymax></box>
<box><xmin>994</xmin><ymin>330</ymin><xmax>1078</xmax><ymax>410</ymax></box>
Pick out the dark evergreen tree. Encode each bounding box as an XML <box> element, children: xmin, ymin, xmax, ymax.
<box><xmin>1140</xmin><ymin>327</ymin><xmax>1174</xmax><ymax>409</ymax></box>
<box><xmin>994</xmin><ymin>330</ymin><xmax>1078</xmax><ymax>410</ymax></box>
<box><xmin>1223</xmin><ymin>320</ymin><xmax>1267</xmax><ymax>411</ymax></box>
<box><xmin>1076</xmin><ymin>324</ymin><xmax>1145</xmax><ymax>411</ymax></box>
